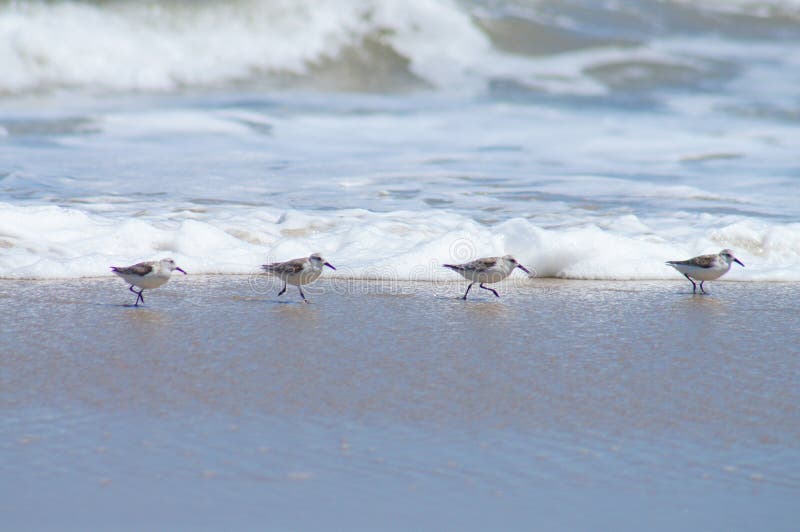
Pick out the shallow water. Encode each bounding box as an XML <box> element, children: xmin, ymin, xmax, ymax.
<box><xmin>2</xmin><ymin>277</ymin><xmax>798</xmax><ymax>530</ymax></box>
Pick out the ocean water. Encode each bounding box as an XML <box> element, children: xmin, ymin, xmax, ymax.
<box><xmin>1</xmin><ymin>0</ymin><xmax>799</xmax><ymax>280</ymax></box>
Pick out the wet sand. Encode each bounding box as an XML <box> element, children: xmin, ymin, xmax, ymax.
<box><xmin>2</xmin><ymin>276</ymin><xmax>799</xmax><ymax>531</ymax></box>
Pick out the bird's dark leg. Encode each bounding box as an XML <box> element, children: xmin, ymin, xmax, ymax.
<box><xmin>479</xmin><ymin>283</ymin><xmax>500</xmax><ymax>298</ymax></box>
<box><xmin>298</xmin><ymin>285</ymin><xmax>308</xmax><ymax>303</ymax></box>
<box><xmin>683</xmin><ymin>274</ymin><xmax>697</xmax><ymax>294</ymax></box>
<box><xmin>129</xmin><ymin>285</ymin><xmax>144</xmax><ymax>306</ymax></box>
<box><xmin>278</xmin><ymin>282</ymin><xmax>287</xmax><ymax>296</ymax></box>
<box><xmin>699</xmin><ymin>281</ymin><xmax>706</xmax><ymax>294</ymax></box>
<box><xmin>461</xmin><ymin>283</ymin><xmax>474</xmax><ymax>300</ymax></box>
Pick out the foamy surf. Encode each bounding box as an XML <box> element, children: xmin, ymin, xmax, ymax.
<box><xmin>1</xmin><ymin>203</ymin><xmax>798</xmax><ymax>281</ymax></box>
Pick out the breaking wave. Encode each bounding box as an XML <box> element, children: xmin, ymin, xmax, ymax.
<box><xmin>3</xmin><ymin>0</ymin><xmax>800</xmax><ymax>95</ymax></box>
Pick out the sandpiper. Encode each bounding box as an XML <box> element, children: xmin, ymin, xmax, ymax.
<box><xmin>666</xmin><ymin>248</ymin><xmax>744</xmax><ymax>294</ymax></box>
<box><xmin>443</xmin><ymin>255</ymin><xmax>531</xmax><ymax>300</ymax></box>
<box><xmin>111</xmin><ymin>258</ymin><xmax>187</xmax><ymax>306</ymax></box>
<box><xmin>261</xmin><ymin>253</ymin><xmax>336</xmax><ymax>303</ymax></box>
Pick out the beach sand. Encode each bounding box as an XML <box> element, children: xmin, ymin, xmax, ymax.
<box><xmin>1</xmin><ymin>276</ymin><xmax>799</xmax><ymax>530</ymax></box>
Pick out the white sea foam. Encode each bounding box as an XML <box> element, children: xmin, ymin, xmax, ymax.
<box><xmin>1</xmin><ymin>203</ymin><xmax>798</xmax><ymax>281</ymax></box>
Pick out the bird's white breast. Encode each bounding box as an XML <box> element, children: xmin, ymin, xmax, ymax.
<box><xmin>119</xmin><ymin>272</ymin><xmax>171</xmax><ymax>289</ymax></box>
<box><xmin>460</xmin><ymin>266</ymin><xmax>512</xmax><ymax>284</ymax></box>
<box><xmin>283</xmin><ymin>268</ymin><xmax>323</xmax><ymax>286</ymax></box>
<box><xmin>670</xmin><ymin>262</ymin><xmax>730</xmax><ymax>281</ymax></box>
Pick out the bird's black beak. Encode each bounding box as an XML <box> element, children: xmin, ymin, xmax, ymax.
<box><xmin>734</xmin><ymin>258</ymin><xmax>744</xmax><ymax>267</ymax></box>
<box><xmin>517</xmin><ymin>264</ymin><xmax>531</xmax><ymax>274</ymax></box>
<box><xmin>176</xmin><ymin>267</ymin><xmax>187</xmax><ymax>274</ymax></box>
<box><xmin>324</xmin><ymin>262</ymin><xmax>336</xmax><ymax>270</ymax></box>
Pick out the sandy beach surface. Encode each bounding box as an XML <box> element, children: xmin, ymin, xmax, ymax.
<box><xmin>2</xmin><ymin>276</ymin><xmax>799</xmax><ymax>531</ymax></box>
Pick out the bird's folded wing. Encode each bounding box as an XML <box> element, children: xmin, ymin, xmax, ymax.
<box><xmin>671</xmin><ymin>254</ymin><xmax>716</xmax><ymax>268</ymax></box>
<box><xmin>444</xmin><ymin>257</ymin><xmax>498</xmax><ymax>271</ymax></box>
<box><xmin>464</xmin><ymin>257</ymin><xmax>498</xmax><ymax>270</ymax></box>
<box><xmin>262</xmin><ymin>259</ymin><xmax>305</xmax><ymax>275</ymax></box>
<box><xmin>112</xmin><ymin>262</ymin><xmax>153</xmax><ymax>276</ymax></box>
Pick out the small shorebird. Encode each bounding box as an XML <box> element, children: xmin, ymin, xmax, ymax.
<box><xmin>666</xmin><ymin>248</ymin><xmax>744</xmax><ymax>294</ymax></box>
<box><xmin>443</xmin><ymin>255</ymin><xmax>531</xmax><ymax>300</ymax></box>
<box><xmin>261</xmin><ymin>253</ymin><xmax>336</xmax><ymax>303</ymax></box>
<box><xmin>111</xmin><ymin>258</ymin><xmax>187</xmax><ymax>306</ymax></box>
